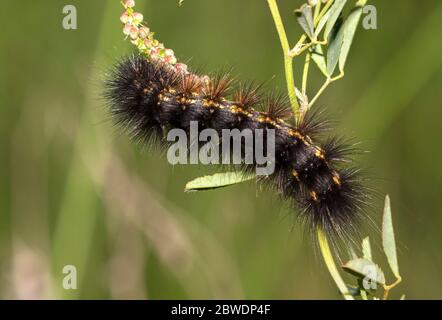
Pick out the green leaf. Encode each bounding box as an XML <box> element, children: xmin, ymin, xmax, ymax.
<box><xmin>184</xmin><ymin>171</ymin><xmax>254</xmax><ymax>192</ymax></box>
<box><xmin>383</xmin><ymin>195</ymin><xmax>400</xmax><ymax>278</ymax></box>
<box><xmin>324</xmin><ymin>0</ymin><xmax>347</xmax><ymax>40</ymax></box>
<box><xmin>295</xmin><ymin>4</ymin><xmax>316</xmax><ymax>40</ymax></box>
<box><xmin>362</xmin><ymin>237</ymin><xmax>372</xmax><ymax>261</ymax></box>
<box><xmin>338</xmin><ymin>1</ymin><xmax>365</xmax><ymax>72</ymax></box>
<box><xmin>326</xmin><ymin>18</ymin><xmax>344</xmax><ymax>76</ymax></box>
<box><xmin>400</xmin><ymin>294</ymin><xmax>406</xmax><ymax>300</ymax></box>
<box><xmin>311</xmin><ymin>45</ymin><xmax>328</xmax><ymax>76</ymax></box>
<box><xmin>342</xmin><ymin>258</ymin><xmax>386</xmax><ymax>285</ymax></box>
<box><xmin>315</xmin><ymin>9</ymin><xmax>331</xmax><ymax>37</ymax></box>
<box><xmin>318</xmin><ymin>229</ymin><xmax>354</xmax><ymax>300</ymax></box>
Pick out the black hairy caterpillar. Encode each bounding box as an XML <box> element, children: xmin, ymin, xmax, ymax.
<box><xmin>104</xmin><ymin>55</ymin><xmax>368</xmax><ymax>242</ymax></box>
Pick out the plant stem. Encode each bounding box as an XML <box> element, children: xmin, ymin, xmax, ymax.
<box><xmin>310</xmin><ymin>78</ymin><xmax>331</xmax><ymax>107</ymax></box>
<box><xmin>317</xmin><ymin>229</ymin><xmax>354</xmax><ymax>300</ymax></box>
<box><xmin>267</xmin><ymin>0</ymin><xmax>299</xmax><ymax>116</ymax></box>
<box><xmin>309</xmin><ymin>72</ymin><xmax>344</xmax><ymax>108</ymax></box>
<box><xmin>302</xmin><ymin>52</ymin><xmax>311</xmax><ymax>95</ymax></box>
<box><xmin>314</xmin><ymin>0</ymin><xmax>322</xmax><ymax>22</ymax></box>
<box><xmin>382</xmin><ymin>276</ymin><xmax>402</xmax><ymax>300</ymax></box>
<box><xmin>316</xmin><ymin>0</ymin><xmax>334</xmax><ymax>26</ymax></box>
<box><xmin>289</xmin><ymin>39</ymin><xmax>327</xmax><ymax>57</ymax></box>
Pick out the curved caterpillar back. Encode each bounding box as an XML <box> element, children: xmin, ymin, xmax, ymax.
<box><xmin>104</xmin><ymin>55</ymin><xmax>369</xmax><ymax>243</ymax></box>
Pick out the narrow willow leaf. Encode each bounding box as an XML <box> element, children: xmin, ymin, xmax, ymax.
<box><xmin>311</xmin><ymin>45</ymin><xmax>328</xmax><ymax>76</ymax></box>
<box><xmin>318</xmin><ymin>229</ymin><xmax>354</xmax><ymax>300</ymax></box>
<box><xmin>324</xmin><ymin>0</ymin><xmax>347</xmax><ymax>40</ymax></box>
<box><xmin>295</xmin><ymin>4</ymin><xmax>316</xmax><ymax>40</ymax></box>
<box><xmin>383</xmin><ymin>195</ymin><xmax>400</xmax><ymax>278</ymax></box>
<box><xmin>185</xmin><ymin>171</ymin><xmax>254</xmax><ymax>192</ymax></box>
<box><xmin>315</xmin><ymin>9</ymin><xmax>331</xmax><ymax>37</ymax></box>
<box><xmin>400</xmin><ymin>294</ymin><xmax>406</xmax><ymax>300</ymax></box>
<box><xmin>326</xmin><ymin>18</ymin><xmax>344</xmax><ymax>76</ymax></box>
<box><xmin>362</xmin><ymin>237</ymin><xmax>372</xmax><ymax>261</ymax></box>
<box><xmin>338</xmin><ymin>1</ymin><xmax>365</xmax><ymax>72</ymax></box>
<box><xmin>342</xmin><ymin>258</ymin><xmax>386</xmax><ymax>285</ymax></box>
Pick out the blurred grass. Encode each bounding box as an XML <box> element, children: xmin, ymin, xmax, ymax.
<box><xmin>0</xmin><ymin>0</ymin><xmax>441</xmax><ymax>299</ymax></box>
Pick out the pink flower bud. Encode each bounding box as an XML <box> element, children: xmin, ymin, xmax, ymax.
<box><xmin>149</xmin><ymin>47</ymin><xmax>160</xmax><ymax>57</ymax></box>
<box><xmin>175</xmin><ymin>63</ymin><xmax>188</xmax><ymax>73</ymax></box>
<box><xmin>139</xmin><ymin>26</ymin><xmax>150</xmax><ymax>39</ymax></box>
<box><xmin>132</xmin><ymin>12</ymin><xmax>143</xmax><ymax>25</ymax></box>
<box><xmin>129</xmin><ymin>26</ymin><xmax>139</xmax><ymax>40</ymax></box>
<box><xmin>124</xmin><ymin>0</ymin><xmax>135</xmax><ymax>8</ymax></box>
<box><xmin>120</xmin><ymin>11</ymin><xmax>130</xmax><ymax>24</ymax></box>
<box><xmin>165</xmin><ymin>49</ymin><xmax>175</xmax><ymax>57</ymax></box>
<box><xmin>123</xmin><ymin>23</ymin><xmax>132</xmax><ymax>35</ymax></box>
<box><xmin>143</xmin><ymin>38</ymin><xmax>152</xmax><ymax>48</ymax></box>
<box><xmin>165</xmin><ymin>55</ymin><xmax>177</xmax><ymax>65</ymax></box>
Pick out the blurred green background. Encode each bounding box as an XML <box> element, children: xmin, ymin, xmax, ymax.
<box><xmin>0</xmin><ymin>0</ymin><xmax>441</xmax><ymax>299</ymax></box>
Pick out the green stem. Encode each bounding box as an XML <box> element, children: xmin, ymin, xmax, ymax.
<box><xmin>267</xmin><ymin>0</ymin><xmax>299</xmax><ymax>116</ymax></box>
<box><xmin>382</xmin><ymin>276</ymin><xmax>402</xmax><ymax>300</ymax></box>
<box><xmin>317</xmin><ymin>229</ymin><xmax>354</xmax><ymax>300</ymax></box>
<box><xmin>309</xmin><ymin>72</ymin><xmax>344</xmax><ymax>108</ymax></box>
<box><xmin>309</xmin><ymin>78</ymin><xmax>331</xmax><ymax>108</ymax></box>
<box><xmin>315</xmin><ymin>0</ymin><xmax>334</xmax><ymax>26</ymax></box>
<box><xmin>314</xmin><ymin>0</ymin><xmax>322</xmax><ymax>22</ymax></box>
<box><xmin>302</xmin><ymin>52</ymin><xmax>311</xmax><ymax>95</ymax></box>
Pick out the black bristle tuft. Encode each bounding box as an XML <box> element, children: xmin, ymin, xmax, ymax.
<box><xmin>201</xmin><ymin>73</ymin><xmax>234</xmax><ymax>102</ymax></box>
<box><xmin>296</xmin><ymin>107</ymin><xmax>332</xmax><ymax>138</ymax></box>
<box><xmin>262</xmin><ymin>93</ymin><xmax>293</xmax><ymax>120</ymax></box>
<box><xmin>322</xmin><ymin>137</ymin><xmax>359</xmax><ymax>163</ymax></box>
<box><xmin>177</xmin><ymin>73</ymin><xmax>203</xmax><ymax>97</ymax></box>
<box><xmin>233</xmin><ymin>82</ymin><xmax>262</xmax><ymax>109</ymax></box>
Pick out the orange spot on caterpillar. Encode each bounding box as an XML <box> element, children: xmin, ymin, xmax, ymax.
<box><xmin>292</xmin><ymin>169</ymin><xmax>300</xmax><ymax>181</ymax></box>
<box><xmin>202</xmin><ymin>99</ymin><xmax>221</xmax><ymax>108</ymax></box>
<box><xmin>314</xmin><ymin>148</ymin><xmax>325</xmax><ymax>159</ymax></box>
<box><xmin>332</xmin><ymin>172</ymin><xmax>342</xmax><ymax>186</ymax></box>
<box><xmin>256</xmin><ymin>115</ymin><xmax>271</xmax><ymax>123</ymax></box>
<box><xmin>176</xmin><ymin>96</ymin><xmax>187</xmax><ymax>104</ymax></box>
<box><xmin>310</xmin><ymin>191</ymin><xmax>318</xmax><ymax>202</ymax></box>
<box><xmin>287</xmin><ymin>129</ymin><xmax>303</xmax><ymax>138</ymax></box>
<box><xmin>230</xmin><ymin>105</ymin><xmax>244</xmax><ymax>114</ymax></box>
